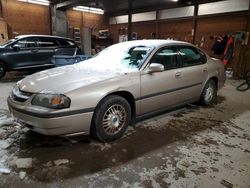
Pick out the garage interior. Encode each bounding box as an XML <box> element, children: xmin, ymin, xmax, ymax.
<box><xmin>0</xmin><ymin>0</ymin><xmax>250</xmax><ymax>187</ymax></box>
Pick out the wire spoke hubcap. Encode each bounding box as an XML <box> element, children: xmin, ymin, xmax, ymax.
<box><xmin>102</xmin><ymin>104</ymin><xmax>127</xmax><ymax>135</ymax></box>
<box><xmin>205</xmin><ymin>85</ymin><xmax>214</xmax><ymax>102</ymax></box>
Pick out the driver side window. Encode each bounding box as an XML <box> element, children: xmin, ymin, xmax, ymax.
<box><xmin>15</xmin><ymin>37</ymin><xmax>38</xmax><ymax>48</ymax></box>
<box><xmin>150</xmin><ymin>47</ymin><xmax>178</xmax><ymax>70</ymax></box>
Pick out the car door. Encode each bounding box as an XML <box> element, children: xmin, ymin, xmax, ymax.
<box><xmin>177</xmin><ymin>45</ymin><xmax>208</xmax><ymax>103</ymax></box>
<box><xmin>6</xmin><ymin>37</ymin><xmax>41</xmax><ymax>69</ymax></box>
<box><xmin>139</xmin><ymin>46</ymin><xmax>183</xmax><ymax>116</ymax></box>
<box><xmin>36</xmin><ymin>37</ymin><xmax>58</xmax><ymax>66</ymax></box>
<box><xmin>55</xmin><ymin>38</ymin><xmax>78</xmax><ymax>56</ymax></box>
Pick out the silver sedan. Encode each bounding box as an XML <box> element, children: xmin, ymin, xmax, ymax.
<box><xmin>8</xmin><ymin>40</ymin><xmax>225</xmax><ymax>142</ymax></box>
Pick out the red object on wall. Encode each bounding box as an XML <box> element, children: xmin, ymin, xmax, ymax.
<box><xmin>223</xmin><ymin>35</ymin><xmax>234</xmax><ymax>65</ymax></box>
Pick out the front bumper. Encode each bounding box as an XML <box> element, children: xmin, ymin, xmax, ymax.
<box><xmin>8</xmin><ymin>97</ymin><xmax>94</xmax><ymax>136</ymax></box>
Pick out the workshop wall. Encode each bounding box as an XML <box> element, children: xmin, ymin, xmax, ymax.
<box><xmin>66</xmin><ymin>10</ymin><xmax>82</xmax><ymax>28</ymax></box>
<box><xmin>195</xmin><ymin>14</ymin><xmax>247</xmax><ymax>55</ymax></box>
<box><xmin>109</xmin><ymin>12</ymin><xmax>248</xmax><ymax>77</ymax></box>
<box><xmin>109</xmin><ymin>19</ymin><xmax>193</xmax><ymax>44</ymax></box>
<box><xmin>195</xmin><ymin>14</ymin><xmax>248</xmax><ymax>76</ymax></box>
<box><xmin>109</xmin><ymin>23</ymin><xmax>128</xmax><ymax>43</ymax></box>
<box><xmin>0</xmin><ymin>18</ymin><xmax>8</xmax><ymax>44</ymax></box>
<box><xmin>66</xmin><ymin>10</ymin><xmax>108</xmax><ymax>35</ymax></box>
<box><xmin>66</xmin><ymin>9</ymin><xmax>108</xmax><ymax>52</ymax></box>
<box><xmin>158</xmin><ymin>19</ymin><xmax>193</xmax><ymax>43</ymax></box>
<box><xmin>131</xmin><ymin>22</ymin><xmax>157</xmax><ymax>40</ymax></box>
<box><xmin>1</xmin><ymin>0</ymin><xmax>108</xmax><ymax>40</ymax></box>
<box><xmin>2</xmin><ymin>0</ymin><xmax>50</xmax><ymax>38</ymax></box>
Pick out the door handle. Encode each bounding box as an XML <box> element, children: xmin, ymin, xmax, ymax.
<box><xmin>175</xmin><ymin>72</ymin><xmax>182</xmax><ymax>78</ymax></box>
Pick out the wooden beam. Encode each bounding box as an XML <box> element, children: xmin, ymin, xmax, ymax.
<box><xmin>0</xmin><ymin>0</ymin><xmax>3</xmax><ymax>18</ymax></box>
<box><xmin>155</xmin><ymin>9</ymin><xmax>159</xmax><ymax>39</ymax></box>
<box><xmin>0</xmin><ymin>0</ymin><xmax>7</xmax><ymax>20</ymax></box>
<box><xmin>192</xmin><ymin>0</ymin><xmax>198</xmax><ymax>44</ymax></box>
<box><xmin>127</xmin><ymin>0</ymin><xmax>132</xmax><ymax>41</ymax></box>
<box><xmin>240</xmin><ymin>2</ymin><xmax>250</xmax><ymax>77</ymax></box>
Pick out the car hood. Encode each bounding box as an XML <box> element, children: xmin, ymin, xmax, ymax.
<box><xmin>18</xmin><ymin>59</ymin><xmax>138</xmax><ymax>94</ymax></box>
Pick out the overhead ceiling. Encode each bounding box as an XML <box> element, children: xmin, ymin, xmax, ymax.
<box><xmin>50</xmin><ymin>0</ymin><xmax>221</xmax><ymax>15</ymax></box>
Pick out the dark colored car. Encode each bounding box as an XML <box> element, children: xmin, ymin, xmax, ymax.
<box><xmin>0</xmin><ymin>35</ymin><xmax>82</xmax><ymax>79</ymax></box>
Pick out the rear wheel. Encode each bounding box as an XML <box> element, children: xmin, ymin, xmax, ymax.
<box><xmin>91</xmin><ymin>95</ymin><xmax>131</xmax><ymax>142</ymax></box>
<box><xmin>0</xmin><ymin>62</ymin><xmax>6</xmax><ymax>79</ymax></box>
<box><xmin>200</xmin><ymin>80</ymin><xmax>217</xmax><ymax>106</ymax></box>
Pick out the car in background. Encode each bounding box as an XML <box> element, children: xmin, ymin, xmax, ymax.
<box><xmin>8</xmin><ymin>40</ymin><xmax>226</xmax><ymax>142</ymax></box>
<box><xmin>0</xmin><ymin>35</ymin><xmax>82</xmax><ymax>79</ymax></box>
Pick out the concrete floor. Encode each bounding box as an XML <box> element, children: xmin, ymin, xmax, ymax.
<box><xmin>0</xmin><ymin>77</ymin><xmax>250</xmax><ymax>188</ymax></box>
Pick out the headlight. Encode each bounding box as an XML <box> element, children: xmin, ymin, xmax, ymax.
<box><xmin>31</xmin><ymin>94</ymin><xmax>70</xmax><ymax>109</ymax></box>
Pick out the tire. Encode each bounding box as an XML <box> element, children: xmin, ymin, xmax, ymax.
<box><xmin>200</xmin><ymin>80</ymin><xmax>217</xmax><ymax>106</ymax></box>
<box><xmin>91</xmin><ymin>95</ymin><xmax>131</xmax><ymax>142</ymax></box>
<box><xmin>236</xmin><ymin>82</ymin><xmax>250</xmax><ymax>92</ymax></box>
<box><xmin>0</xmin><ymin>62</ymin><xmax>6</xmax><ymax>79</ymax></box>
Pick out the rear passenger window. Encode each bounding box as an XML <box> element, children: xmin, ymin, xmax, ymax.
<box><xmin>58</xmin><ymin>39</ymin><xmax>75</xmax><ymax>46</ymax></box>
<box><xmin>37</xmin><ymin>38</ymin><xmax>58</xmax><ymax>47</ymax></box>
<box><xmin>199</xmin><ymin>49</ymin><xmax>207</xmax><ymax>64</ymax></box>
<box><xmin>150</xmin><ymin>47</ymin><xmax>178</xmax><ymax>70</ymax></box>
<box><xmin>179</xmin><ymin>46</ymin><xmax>203</xmax><ymax>67</ymax></box>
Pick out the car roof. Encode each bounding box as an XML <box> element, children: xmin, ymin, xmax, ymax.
<box><xmin>14</xmin><ymin>35</ymin><xmax>74</xmax><ymax>41</ymax></box>
<box><xmin>113</xmin><ymin>39</ymin><xmax>192</xmax><ymax>48</ymax></box>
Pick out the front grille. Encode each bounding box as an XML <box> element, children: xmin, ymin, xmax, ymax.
<box><xmin>12</xmin><ymin>86</ymin><xmax>33</xmax><ymax>102</ymax></box>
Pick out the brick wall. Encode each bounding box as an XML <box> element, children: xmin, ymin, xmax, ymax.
<box><xmin>109</xmin><ymin>13</ymin><xmax>248</xmax><ymax>77</ymax></box>
<box><xmin>66</xmin><ymin>9</ymin><xmax>108</xmax><ymax>36</ymax></box>
<box><xmin>2</xmin><ymin>0</ymin><xmax>51</xmax><ymax>38</ymax></box>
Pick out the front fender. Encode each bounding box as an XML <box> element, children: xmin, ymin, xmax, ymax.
<box><xmin>66</xmin><ymin>73</ymin><xmax>140</xmax><ymax>112</ymax></box>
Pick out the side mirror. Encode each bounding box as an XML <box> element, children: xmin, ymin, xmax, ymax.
<box><xmin>147</xmin><ymin>63</ymin><xmax>164</xmax><ymax>74</ymax></box>
<box><xmin>12</xmin><ymin>44</ymin><xmax>21</xmax><ymax>51</ymax></box>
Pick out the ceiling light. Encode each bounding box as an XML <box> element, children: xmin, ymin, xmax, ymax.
<box><xmin>17</xmin><ymin>0</ymin><xmax>50</xmax><ymax>6</ymax></box>
<box><xmin>172</xmin><ymin>0</ymin><xmax>178</xmax><ymax>2</ymax></box>
<box><xmin>73</xmin><ymin>6</ymin><xmax>104</xmax><ymax>14</ymax></box>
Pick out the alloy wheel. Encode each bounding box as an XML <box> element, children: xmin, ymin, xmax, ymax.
<box><xmin>102</xmin><ymin>104</ymin><xmax>127</xmax><ymax>135</ymax></box>
<box><xmin>205</xmin><ymin>84</ymin><xmax>214</xmax><ymax>102</ymax></box>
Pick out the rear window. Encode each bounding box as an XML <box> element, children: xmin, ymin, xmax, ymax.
<box><xmin>57</xmin><ymin>39</ymin><xmax>75</xmax><ymax>46</ymax></box>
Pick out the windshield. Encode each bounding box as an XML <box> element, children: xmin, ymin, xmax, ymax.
<box><xmin>92</xmin><ymin>43</ymin><xmax>154</xmax><ymax>70</ymax></box>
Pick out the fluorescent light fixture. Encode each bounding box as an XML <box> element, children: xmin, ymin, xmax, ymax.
<box><xmin>73</xmin><ymin>6</ymin><xmax>104</xmax><ymax>14</ymax></box>
<box><xmin>17</xmin><ymin>0</ymin><xmax>50</xmax><ymax>6</ymax></box>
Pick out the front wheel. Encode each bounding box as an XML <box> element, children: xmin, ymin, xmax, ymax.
<box><xmin>0</xmin><ymin>62</ymin><xmax>6</xmax><ymax>79</ymax></box>
<box><xmin>91</xmin><ymin>95</ymin><xmax>131</xmax><ymax>142</ymax></box>
<box><xmin>200</xmin><ymin>80</ymin><xmax>217</xmax><ymax>106</ymax></box>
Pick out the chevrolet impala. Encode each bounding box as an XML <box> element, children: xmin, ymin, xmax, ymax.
<box><xmin>8</xmin><ymin>40</ymin><xmax>225</xmax><ymax>142</ymax></box>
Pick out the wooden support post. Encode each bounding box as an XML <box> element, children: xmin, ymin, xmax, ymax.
<box><xmin>0</xmin><ymin>0</ymin><xmax>3</xmax><ymax>18</ymax></box>
<box><xmin>235</xmin><ymin>3</ymin><xmax>250</xmax><ymax>78</ymax></box>
<box><xmin>127</xmin><ymin>0</ymin><xmax>132</xmax><ymax>41</ymax></box>
<box><xmin>240</xmin><ymin>3</ymin><xmax>250</xmax><ymax>77</ymax></box>
<box><xmin>155</xmin><ymin>10</ymin><xmax>159</xmax><ymax>39</ymax></box>
<box><xmin>192</xmin><ymin>0</ymin><xmax>198</xmax><ymax>44</ymax></box>
<box><xmin>50</xmin><ymin>5</ymin><xmax>67</xmax><ymax>37</ymax></box>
